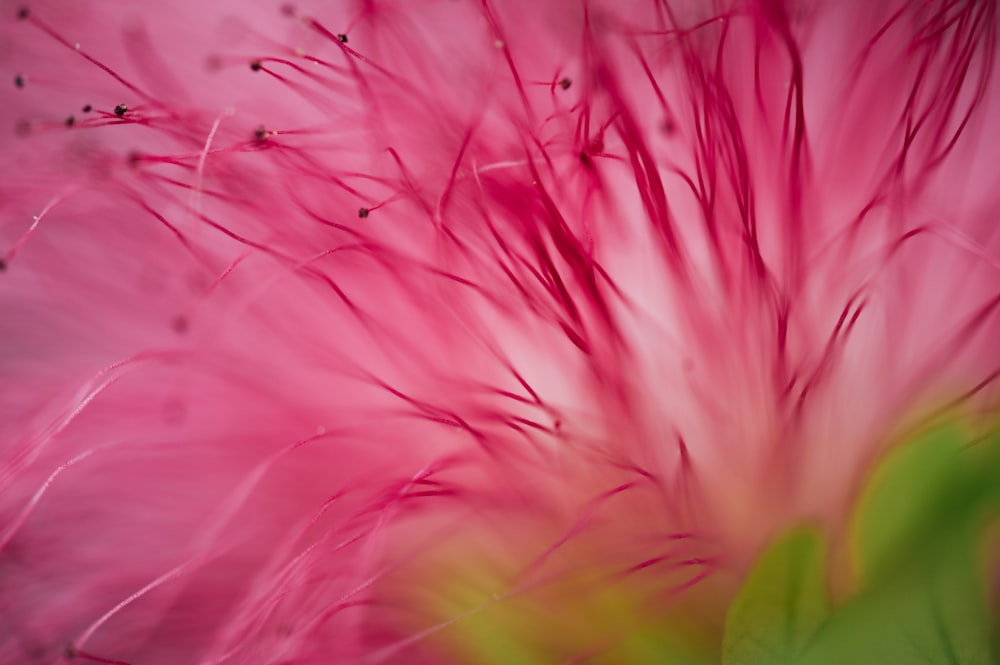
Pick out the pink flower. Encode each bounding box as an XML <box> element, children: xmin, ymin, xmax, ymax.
<box><xmin>2</xmin><ymin>1</ymin><xmax>998</xmax><ymax>663</ymax></box>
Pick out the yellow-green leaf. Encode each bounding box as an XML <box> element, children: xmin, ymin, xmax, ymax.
<box><xmin>722</xmin><ymin>527</ymin><xmax>830</xmax><ymax>665</ymax></box>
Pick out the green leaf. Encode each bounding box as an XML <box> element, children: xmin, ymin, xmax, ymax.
<box><xmin>852</xmin><ymin>423</ymin><xmax>980</xmax><ymax>584</ymax></box>
<box><xmin>797</xmin><ymin>421</ymin><xmax>996</xmax><ymax>665</ymax></box>
<box><xmin>798</xmin><ymin>547</ymin><xmax>990</xmax><ymax>665</ymax></box>
<box><xmin>722</xmin><ymin>527</ymin><xmax>830</xmax><ymax>665</ymax></box>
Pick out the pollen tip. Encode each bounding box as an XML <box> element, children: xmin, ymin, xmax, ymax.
<box><xmin>64</xmin><ymin>115</ymin><xmax>75</xmax><ymax>127</ymax></box>
<box><xmin>16</xmin><ymin>7</ymin><xmax>29</xmax><ymax>20</ymax></box>
<box><xmin>114</xmin><ymin>103</ymin><xmax>127</xmax><ymax>117</ymax></box>
<box><xmin>336</xmin><ymin>33</ymin><xmax>348</xmax><ymax>44</ymax></box>
<box><xmin>254</xmin><ymin>124</ymin><xmax>267</xmax><ymax>141</ymax></box>
<box><xmin>204</xmin><ymin>54</ymin><xmax>222</xmax><ymax>72</ymax></box>
<box><xmin>559</xmin><ymin>77</ymin><xmax>572</xmax><ymax>90</ymax></box>
<box><xmin>250</xmin><ymin>59</ymin><xmax>263</xmax><ymax>72</ymax></box>
<box><xmin>14</xmin><ymin>74</ymin><xmax>25</xmax><ymax>89</ymax></box>
<box><xmin>0</xmin><ymin>258</ymin><xmax>7</xmax><ymax>272</ymax></box>
<box><xmin>358</xmin><ymin>207</ymin><xmax>370</xmax><ymax>219</ymax></box>
<box><xmin>82</xmin><ymin>104</ymin><xmax>92</xmax><ymax>113</ymax></box>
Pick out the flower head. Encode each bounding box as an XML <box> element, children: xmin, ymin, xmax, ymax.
<box><xmin>2</xmin><ymin>1</ymin><xmax>999</xmax><ymax>663</ymax></box>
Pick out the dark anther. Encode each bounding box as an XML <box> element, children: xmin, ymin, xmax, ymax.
<box><xmin>114</xmin><ymin>103</ymin><xmax>127</xmax><ymax>117</ymax></box>
<box><xmin>65</xmin><ymin>115</ymin><xmax>76</xmax><ymax>127</ymax></box>
<box><xmin>63</xmin><ymin>644</ymin><xmax>76</xmax><ymax>660</ymax></box>
<box><xmin>0</xmin><ymin>258</ymin><xmax>7</xmax><ymax>272</ymax></box>
<box><xmin>14</xmin><ymin>119</ymin><xmax>30</xmax><ymax>137</ymax></box>
<box><xmin>250</xmin><ymin>59</ymin><xmax>263</xmax><ymax>71</ymax></box>
<box><xmin>336</xmin><ymin>34</ymin><xmax>348</xmax><ymax>44</ymax></box>
<box><xmin>254</xmin><ymin>125</ymin><xmax>267</xmax><ymax>141</ymax></box>
<box><xmin>82</xmin><ymin>104</ymin><xmax>93</xmax><ymax>113</ymax></box>
<box><xmin>14</xmin><ymin>74</ymin><xmax>24</xmax><ymax>89</ymax></box>
<box><xmin>172</xmin><ymin>315</ymin><xmax>189</xmax><ymax>334</ymax></box>
<box><xmin>17</xmin><ymin>7</ymin><xmax>29</xmax><ymax>20</ymax></box>
<box><xmin>357</xmin><ymin>207</ymin><xmax>369</xmax><ymax>219</ymax></box>
<box><xmin>558</xmin><ymin>77</ymin><xmax>572</xmax><ymax>90</ymax></box>
<box><xmin>280</xmin><ymin>3</ymin><xmax>296</xmax><ymax>17</ymax></box>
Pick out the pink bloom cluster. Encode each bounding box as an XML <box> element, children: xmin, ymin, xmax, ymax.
<box><xmin>1</xmin><ymin>1</ymin><xmax>998</xmax><ymax>663</ymax></box>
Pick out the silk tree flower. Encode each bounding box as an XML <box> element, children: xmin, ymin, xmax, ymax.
<box><xmin>1</xmin><ymin>0</ymin><xmax>999</xmax><ymax>663</ymax></box>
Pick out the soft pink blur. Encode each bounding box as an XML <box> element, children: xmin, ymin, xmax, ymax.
<box><xmin>1</xmin><ymin>1</ymin><xmax>998</xmax><ymax>663</ymax></box>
